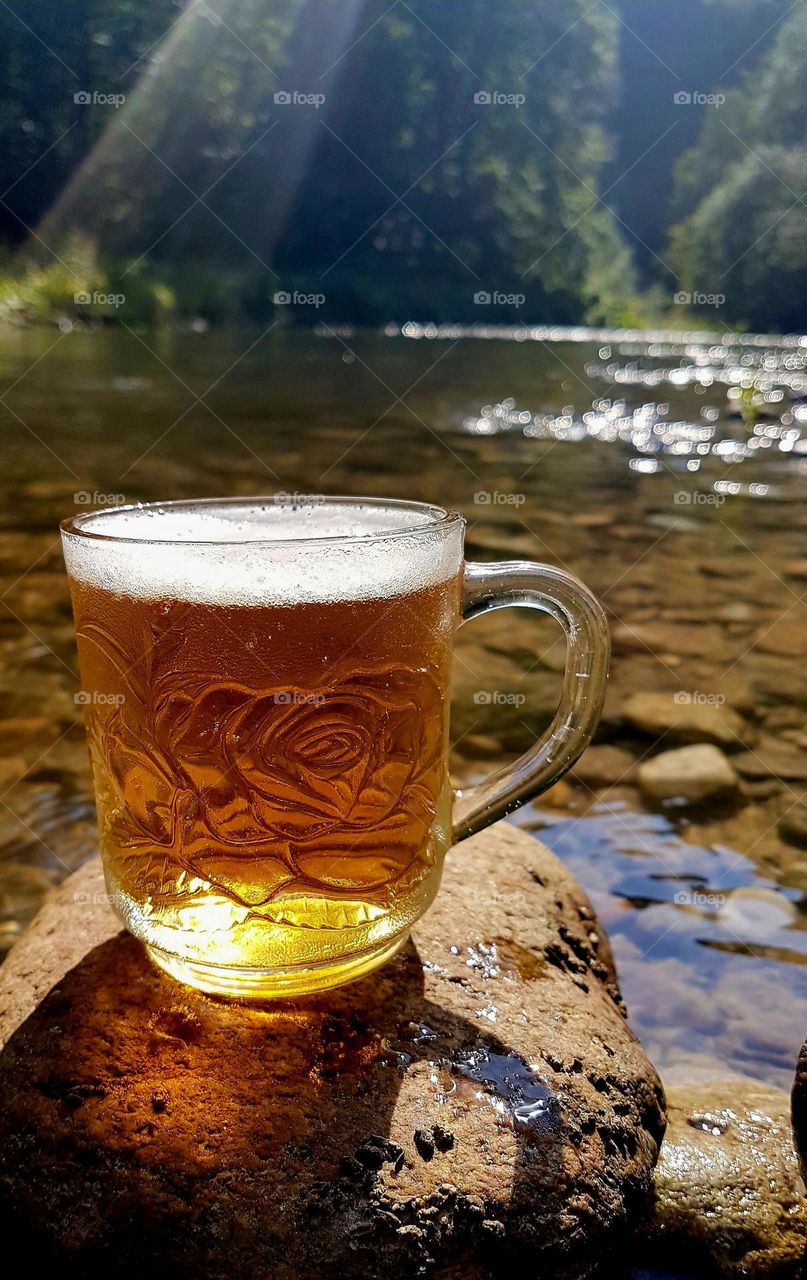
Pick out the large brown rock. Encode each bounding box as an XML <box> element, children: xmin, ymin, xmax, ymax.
<box><xmin>648</xmin><ymin>1082</ymin><xmax>807</xmax><ymax>1277</ymax></box>
<box><xmin>0</xmin><ymin>825</ymin><xmax>665</xmax><ymax>1280</ymax></box>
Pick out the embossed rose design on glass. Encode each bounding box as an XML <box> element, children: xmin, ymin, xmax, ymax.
<box><xmin>62</xmin><ymin>497</ymin><xmax>608</xmax><ymax>998</ymax></box>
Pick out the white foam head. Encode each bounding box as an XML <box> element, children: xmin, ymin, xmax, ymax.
<box><xmin>62</xmin><ymin>499</ymin><xmax>462</xmax><ymax>605</ymax></box>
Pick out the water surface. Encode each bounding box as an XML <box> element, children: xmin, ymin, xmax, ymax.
<box><xmin>1</xmin><ymin>322</ymin><xmax>805</xmax><ymax>1088</ymax></box>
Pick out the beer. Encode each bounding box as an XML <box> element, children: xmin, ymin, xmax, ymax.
<box><xmin>63</xmin><ymin>501</ymin><xmax>462</xmax><ymax>996</ymax></box>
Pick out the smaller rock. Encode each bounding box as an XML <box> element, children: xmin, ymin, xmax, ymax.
<box><xmin>533</xmin><ymin>779</ymin><xmax>573</xmax><ymax>810</ymax></box>
<box><xmin>702</xmin><ymin>560</ymin><xmax>740</xmax><ymax>578</ymax></box>
<box><xmin>611</xmin><ymin>623</ymin><xmax>723</xmax><ymax>657</ymax></box>
<box><xmin>716</xmin><ymin>887</ymin><xmax>797</xmax><ymax>940</ymax></box>
<box><xmin>734</xmin><ymin>740</ymin><xmax>807</xmax><ymax>782</ymax></box>
<box><xmin>743</xmin><ymin>778</ymin><xmax>785</xmax><ymax>800</ymax></box>
<box><xmin>0</xmin><ymin>757</ymin><xmax>27</xmax><ymax>789</ymax></box>
<box><xmin>456</xmin><ymin>733</ymin><xmax>501</xmax><ymax>761</ymax></box>
<box><xmin>572</xmin><ymin>512</ymin><xmax>612</xmax><ymax>528</ymax></box>
<box><xmin>0</xmin><ymin>719</ymin><xmax>50</xmax><ymax>748</ymax></box>
<box><xmin>638</xmin><ymin>744</ymin><xmax>738</xmax><ymax>804</ymax></box>
<box><xmin>716</xmin><ymin>602</ymin><xmax>755</xmax><ymax>624</ymax></box>
<box><xmin>571</xmin><ymin>745</ymin><xmax>636</xmax><ymax>789</ymax></box>
<box><xmin>754</xmin><ymin>616</ymin><xmax>807</xmax><ymax>658</ymax></box>
<box><xmin>779</xmin><ymin>802</ymin><xmax>807</xmax><ymax>849</ymax></box>
<box><xmin>622</xmin><ymin>692</ymin><xmax>746</xmax><ymax>748</ymax></box>
<box><xmin>649</xmin><ymin>1082</ymin><xmax>807</xmax><ymax>1277</ymax></box>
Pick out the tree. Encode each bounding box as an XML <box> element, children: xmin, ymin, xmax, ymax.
<box><xmin>12</xmin><ymin>0</ymin><xmax>639</xmax><ymax>321</ymax></box>
<box><xmin>0</xmin><ymin>0</ymin><xmax>177</xmax><ymax>244</ymax></box>
<box><xmin>670</xmin><ymin>5</ymin><xmax>807</xmax><ymax>329</ymax></box>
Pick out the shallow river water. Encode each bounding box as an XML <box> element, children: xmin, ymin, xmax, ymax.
<box><xmin>1</xmin><ymin>321</ymin><xmax>806</xmax><ymax>1090</ymax></box>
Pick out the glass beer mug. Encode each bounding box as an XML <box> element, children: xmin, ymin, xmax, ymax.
<box><xmin>61</xmin><ymin>497</ymin><xmax>609</xmax><ymax>998</ymax></box>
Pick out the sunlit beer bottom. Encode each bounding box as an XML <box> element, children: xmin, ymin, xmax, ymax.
<box><xmin>102</xmin><ymin>791</ymin><xmax>450</xmax><ymax>996</ymax></box>
<box><xmin>108</xmin><ymin>863</ymin><xmax>445</xmax><ymax>998</ymax></box>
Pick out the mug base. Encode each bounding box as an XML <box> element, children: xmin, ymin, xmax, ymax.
<box><xmin>144</xmin><ymin>930</ymin><xmax>409</xmax><ymax>1000</ymax></box>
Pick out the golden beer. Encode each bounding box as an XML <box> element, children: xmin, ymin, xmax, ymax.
<box><xmin>63</xmin><ymin>500</ymin><xmax>462</xmax><ymax>996</ymax></box>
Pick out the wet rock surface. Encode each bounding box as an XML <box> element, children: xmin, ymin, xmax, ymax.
<box><xmin>0</xmin><ymin>825</ymin><xmax>665</xmax><ymax>1280</ymax></box>
<box><xmin>637</xmin><ymin>744</ymin><xmax>739</xmax><ymax>804</ymax></box>
<box><xmin>645</xmin><ymin>1082</ymin><xmax>807</xmax><ymax>1278</ymax></box>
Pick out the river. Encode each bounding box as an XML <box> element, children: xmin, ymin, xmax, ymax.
<box><xmin>1</xmin><ymin>320</ymin><xmax>805</xmax><ymax>1088</ymax></box>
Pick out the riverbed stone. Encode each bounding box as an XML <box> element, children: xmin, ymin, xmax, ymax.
<box><xmin>571</xmin><ymin>744</ymin><xmax>637</xmax><ymax>790</ymax></box>
<box><xmin>621</xmin><ymin>691</ymin><xmax>747</xmax><ymax>748</ymax></box>
<box><xmin>735</xmin><ymin>738</ymin><xmax>807</xmax><ymax>783</ymax></box>
<box><xmin>779</xmin><ymin>802</ymin><xmax>807</xmax><ymax>849</ymax></box>
<box><xmin>0</xmin><ymin>825</ymin><xmax>665</xmax><ymax>1280</ymax></box>
<box><xmin>638</xmin><ymin>744</ymin><xmax>739</xmax><ymax>804</ymax></box>
<box><xmin>648</xmin><ymin>1082</ymin><xmax>807</xmax><ymax>1277</ymax></box>
<box><xmin>753</xmin><ymin>614</ymin><xmax>807</xmax><ymax>658</ymax></box>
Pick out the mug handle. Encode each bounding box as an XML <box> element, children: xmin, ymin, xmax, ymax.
<box><xmin>452</xmin><ymin>560</ymin><xmax>610</xmax><ymax>841</ymax></box>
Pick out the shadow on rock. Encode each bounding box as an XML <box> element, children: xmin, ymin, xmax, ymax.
<box><xmin>0</xmin><ymin>827</ymin><xmax>666</xmax><ymax>1279</ymax></box>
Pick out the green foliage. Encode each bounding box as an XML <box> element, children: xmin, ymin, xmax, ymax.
<box><xmin>0</xmin><ymin>236</ymin><xmax>179</xmax><ymax>326</ymax></box>
<box><xmin>0</xmin><ymin>235</ymin><xmax>101</xmax><ymax>323</ymax></box>
<box><xmin>0</xmin><ymin>0</ymin><xmax>800</xmax><ymax>327</ymax></box>
<box><xmin>1</xmin><ymin>0</ymin><xmax>639</xmax><ymax>325</ymax></box>
<box><xmin>670</xmin><ymin>6</ymin><xmax>807</xmax><ymax>329</ymax></box>
<box><xmin>671</xmin><ymin>147</ymin><xmax>807</xmax><ymax>332</ymax></box>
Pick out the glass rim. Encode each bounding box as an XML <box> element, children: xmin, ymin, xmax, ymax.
<box><xmin>60</xmin><ymin>495</ymin><xmax>465</xmax><ymax>548</ymax></box>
